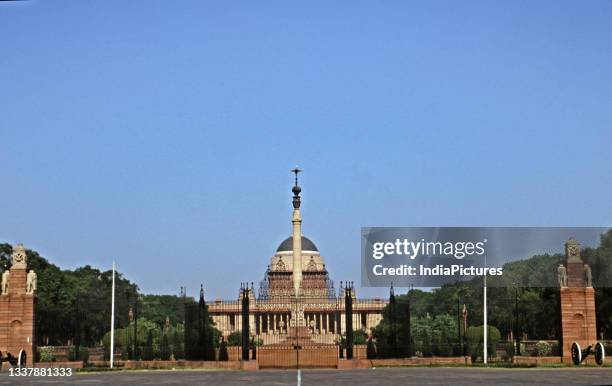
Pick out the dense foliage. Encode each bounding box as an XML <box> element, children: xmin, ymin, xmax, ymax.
<box><xmin>0</xmin><ymin>243</ymin><xmax>189</xmax><ymax>347</ymax></box>
<box><xmin>0</xmin><ymin>243</ymin><xmax>139</xmax><ymax>346</ymax></box>
<box><xmin>102</xmin><ymin>317</ymin><xmax>188</xmax><ymax>360</ymax></box>
<box><xmin>465</xmin><ymin>325</ymin><xmax>500</xmax><ymax>361</ymax></box>
<box><xmin>373</xmin><ymin>230</ymin><xmax>612</xmax><ymax>357</ymax></box>
<box><xmin>184</xmin><ymin>296</ymin><xmax>219</xmax><ymax>360</ymax></box>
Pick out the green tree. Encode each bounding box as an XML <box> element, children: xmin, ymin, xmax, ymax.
<box><xmin>103</xmin><ymin>317</ymin><xmax>162</xmax><ymax>358</ymax></box>
<box><xmin>354</xmin><ymin>328</ymin><xmax>368</xmax><ymax>345</ymax></box>
<box><xmin>0</xmin><ymin>243</ymin><xmax>139</xmax><ymax>346</ymax></box>
<box><xmin>226</xmin><ymin>331</ymin><xmax>242</xmax><ymax>346</ymax></box>
<box><xmin>143</xmin><ymin>330</ymin><xmax>154</xmax><ymax>360</ymax></box>
<box><xmin>372</xmin><ymin>292</ymin><xmax>414</xmax><ymax>358</ymax></box>
<box><xmin>465</xmin><ymin>325</ymin><xmax>500</xmax><ymax>362</ymax></box>
<box><xmin>139</xmin><ymin>295</ymin><xmax>185</xmax><ymax>327</ymax></box>
<box><xmin>160</xmin><ymin>333</ymin><xmax>171</xmax><ymax>360</ymax></box>
<box><xmin>172</xmin><ymin>326</ymin><xmax>185</xmax><ymax>360</ymax></box>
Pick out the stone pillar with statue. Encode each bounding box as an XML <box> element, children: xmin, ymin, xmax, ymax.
<box><xmin>0</xmin><ymin>244</ymin><xmax>37</xmax><ymax>367</ymax></box>
<box><xmin>559</xmin><ymin>237</ymin><xmax>605</xmax><ymax>365</ymax></box>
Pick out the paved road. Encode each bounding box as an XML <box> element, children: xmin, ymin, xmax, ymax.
<box><xmin>1</xmin><ymin>367</ymin><xmax>612</xmax><ymax>386</ymax></box>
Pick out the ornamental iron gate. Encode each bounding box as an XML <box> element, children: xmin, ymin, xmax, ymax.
<box><xmin>190</xmin><ymin>281</ymin><xmax>388</xmax><ymax>366</ymax></box>
<box><xmin>255</xmin><ymin>293</ymin><xmax>341</xmax><ymax>369</ymax></box>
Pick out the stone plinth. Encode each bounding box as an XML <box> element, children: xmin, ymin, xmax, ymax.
<box><xmin>560</xmin><ymin>286</ymin><xmax>596</xmax><ymax>359</ymax></box>
<box><xmin>0</xmin><ymin>267</ymin><xmax>36</xmax><ymax>365</ymax></box>
<box><xmin>559</xmin><ymin>238</ymin><xmax>597</xmax><ymax>361</ymax></box>
<box><xmin>0</xmin><ymin>244</ymin><xmax>37</xmax><ymax>366</ymax></box>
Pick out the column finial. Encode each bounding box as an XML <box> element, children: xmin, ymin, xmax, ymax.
<box><xmin>291</xmin><ymin>167</ymin><xmax>302</xmax><ymax>209</ymax></box>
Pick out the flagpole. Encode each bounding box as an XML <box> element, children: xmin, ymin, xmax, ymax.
<box><xmin>483</xmin><ymin>251</ymin><xmax>488</xmax><ymax>365</ymax></box>
<box><xmin>483</xmin><ymin>273</ymin><xmax>487</xmax><ymax>365</ymax></box>
<box><xmin>110</xmin><ymin>261</ymin><xmax>116</xmax><ymax>369</ymax></box>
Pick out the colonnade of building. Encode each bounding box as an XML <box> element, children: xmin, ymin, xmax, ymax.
<box><xmin>211</xmin><ymin>310</ymin><xmax>383</xmax><ymax>338</ymax></box>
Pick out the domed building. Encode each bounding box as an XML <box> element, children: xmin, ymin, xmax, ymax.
<box><xmin>264</xmin><ymin>235</ymin><xmax>333</xmax><ymax>299</ymax></box>
<box><xmin>208</xmin><ymin>171</ymin><xmax>386</xmax><ymax>349</ymax></box>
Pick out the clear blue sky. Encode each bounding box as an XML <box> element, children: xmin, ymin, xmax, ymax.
<box><xmin>1</xmin><ymin>1</ymin><xmax>610</xmax><ymax>299</ymax></box>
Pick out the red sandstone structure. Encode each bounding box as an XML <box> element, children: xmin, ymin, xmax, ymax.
<box><xmin>559</xmin><ymin>237</ymin><xmax>597</xmax><ymax>361</ymax></box>
<box><xmin>0</xmin><ymin>244</ymin><xmax>37</xmax><ymax>365</ymax></box>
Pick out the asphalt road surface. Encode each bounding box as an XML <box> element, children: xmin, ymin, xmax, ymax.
<box><xmin>2</xmin><ymin>367</ymin><xmax>612</xmax><ymax>386</ymax></box>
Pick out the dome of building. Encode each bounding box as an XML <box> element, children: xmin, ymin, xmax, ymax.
<box><xmin>276</xmin><ymin>236</ymin><xmax>318</xmax><ymax>252</ymax></box>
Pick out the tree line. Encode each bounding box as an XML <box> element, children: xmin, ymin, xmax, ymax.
<box><xmin>2</xmin><ymin>229</ymin><xmax>610</xmax><ymax>354</ymax></box>
<box><xmin>0</xmin><ymin>244</ymin><xmax>188</xmax><ymax>347</ymax></box>
<box><xmin>373</xmin><ymin>229</ymin><xmax>612</xmax><ymax>358</ymax></box>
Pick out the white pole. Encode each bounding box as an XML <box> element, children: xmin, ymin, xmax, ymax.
<box><xmin>483</xmin><ymin>273</ymin><xmax>487</xmax><ymax>365</ymax></box>
<box><xmin>110</xmin><ymin>261</ymin><xmax>116</xmax><ymax>369</ymax></box>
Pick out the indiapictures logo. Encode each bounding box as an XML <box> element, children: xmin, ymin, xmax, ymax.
<box><xmin>362</xmin><ymin>227</ymin><xmax>609</xmax><ymax>288</ymax></box>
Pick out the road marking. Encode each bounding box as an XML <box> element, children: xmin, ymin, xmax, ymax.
<box><xmin>297</xmin><ymin>369</ymin><xmax>301</xmax><ymax>386</ymax></box>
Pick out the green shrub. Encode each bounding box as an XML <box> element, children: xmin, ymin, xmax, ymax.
<box><xmin>503</xmin><ymin>342</ymin><xmax>526</xmax><ymax>358</ymax></box>
<box><xmin>354</xmin><ymin>329</ymin><xmax>368</xmax><ymax>345</ymax></box>
<box><xmin>68</xmin><ymin>346</ymin><xmax>89</xmax><ymax>363</ymax></box>
<box><xmin>465</xmin><ymin>325</ymin><xmax>501</xmax><ymax>362</ymax></box>
<box><xmin>39</xmin><ymin>346</ymin><xmax>56</xmax><ymax>362</ymax></box>
<box><xmin>550</xmin><ymin>342</ymin><xmax>560</xmax><ymax>356</ymax></box>
<box><xmin>432</xmin><ymin>340</ymin><xmax>454</xmax><ymax>357</ymax></box>
<box><xmin>227</xmin><ymin>331</ymin><xmax>242</xmax><ymax>346</ymax></box>
<box><xmin>534</xmin><ymin>341</ymin><xmax>552</xmax><ymax>357</ymax></box>
<box><xmin>251</xmin><ymin>337</ymin><xmax>264</xmax><ymax>347</ymax></box>
<box><xmin>407</xmin><ymin>314</ymin><xmax>458</xmax><ymax>358</ymax></box>
<box><xmin>68</xmin><ymin>346</ymin><xmax>76</xmax><ymax>361</ymax></box>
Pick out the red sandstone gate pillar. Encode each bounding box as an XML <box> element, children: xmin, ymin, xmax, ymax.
<box><xmin>0</xmin><ymin>244</ymin><xmax>37</xmax><ymax>365</ymax></box>
<box><xmin>559</xmin><ymin>238</ymin><xmax>596</xmax><ymax>362</ymax></box>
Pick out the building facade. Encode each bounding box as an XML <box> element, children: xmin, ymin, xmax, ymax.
<box><xmin>208</xmin><ymin>172</ymin><xmax>386</xmax><ymax>345</ymax></box>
